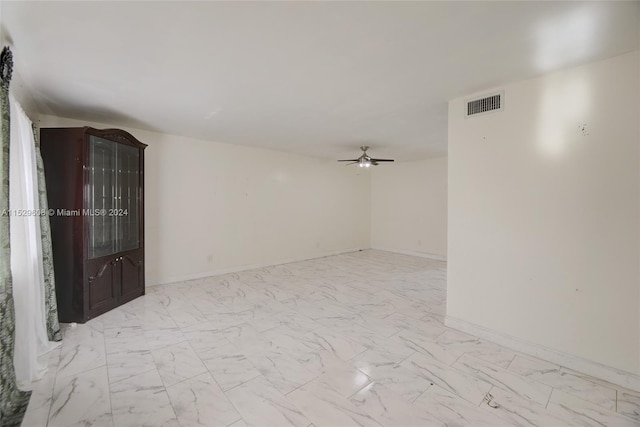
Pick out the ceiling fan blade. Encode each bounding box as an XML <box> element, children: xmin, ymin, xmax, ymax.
<box><xmin>338</xmin><ymin>149</ymin><xmax>393</xmax><ymax>166</ymax></box>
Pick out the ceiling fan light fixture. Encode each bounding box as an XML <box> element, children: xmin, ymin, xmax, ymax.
<box><xmin>338</xmin><ymin>146</ymin><xmax>394</xmax><ymax>167</ymax></box>
<box><xmin>359</xmin><ymin>158</ymin><xmax>372</xmax><ymax>168</ymax></box>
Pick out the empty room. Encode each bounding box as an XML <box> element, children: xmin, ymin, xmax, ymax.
<box><xmin>1</xmin><ymin>1</ymin><xmax>639</xmax><ymax>426</ymax></box>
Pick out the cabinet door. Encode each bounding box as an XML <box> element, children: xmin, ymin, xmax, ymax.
<box><xmin>88</xmin><ymin>136</ymin><xmax>118</xmax><ymax>259</ymax></box>
<box><xmin>86</xmin><ymin>257</ymin><xmax>118</xmax><ymax>317</ymax></box>
<box><xmin>86</xmin><ymin>130</ymin><xmax>145</xmax><ymax>315</ymax></box>
<box><xmin>116</xmin><ymin>144</ymin><xmax>140</xmax><ymax>253</ymax></box>
<box><xmin>119</xmin><ymin>250</ymin><xmax>144</xmax><ymax>304</ymax></box>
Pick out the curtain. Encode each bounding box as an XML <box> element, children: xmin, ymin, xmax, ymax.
<box><xmin>33</xmin><ymin>124</ymin><xmax>61</xmax><ymax>342</ymax></box>
<box><xmin>9</xmin><ymin>94</ymin><xmax>60</xmax><ymax>390</ymax></box>
<box><xmin>0</xmin><ymin>47</ymin><xmax>31</xmax><ymax>427</ymax></box>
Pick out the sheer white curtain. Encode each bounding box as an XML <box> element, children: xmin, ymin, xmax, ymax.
<box><xmin>9</xmin><ymin>94</ymin><xmax>59</xmax><ymax>390</ymax></box>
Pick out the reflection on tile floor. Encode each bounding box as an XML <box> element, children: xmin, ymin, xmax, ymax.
<box><xmin>22</xmin><ymin>250</ymin><xmax>639</xmax><ymax>426</ymax></box>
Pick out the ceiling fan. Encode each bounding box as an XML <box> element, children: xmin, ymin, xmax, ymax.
<box><xmin>338</xmin><ymin>146</ymin><xmax>394</xmax><ymax>168</ymax></box>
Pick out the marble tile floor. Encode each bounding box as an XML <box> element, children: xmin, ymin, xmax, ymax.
<box><xmin>21</xmin><ymin>250</ymin><xmax>640</xmax><ymax>426</ymax></box>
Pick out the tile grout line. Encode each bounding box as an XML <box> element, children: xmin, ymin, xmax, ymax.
<box><xmin>345</xmin><ymin>377</ymin><xmax>375</xmax><ymax>401</ymax></box>
<box><xmin>449</xmin><ymin>350</ymin><xmax>467</xmax><ymax>367</ymax></box>
<box><xmin>44</xmin><ymin>349</ymin><xmax>62</xmax><ymax>427</ymax></box>
<box><xmin>219</xmin><ymin>372</ymin><xmax>264</xmax><ymax>393</ymax></box>
<box><xmin>545</xmin><ymin>387</ymin><xmax>553</xmax><ymax>410</ymax></box>
<box><xmin>219</xmin><ymin>375</ymin><xmax>246</xmax><ymax>427</ymax></box>
<box><xmin>102</xmin><ymin>328</ymin><xmax>115</xmax><ymax>427</ymax></box>
<box><xmin>284</xmin><ymin>374</ymin><xmax>319</xmax><ymax>397</ymax></box>
<box><xmin>409</xmin><ymin>382</ymin><xmax>434</xmax><ymax>404</ymax></box>
<box><xmin>504</xmin><ymin>352</ymin><xmax>517</xmax><ymax>370</ymax></box>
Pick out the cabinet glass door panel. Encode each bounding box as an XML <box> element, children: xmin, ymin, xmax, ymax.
<box><xmin>116</xmin><ymin>143</ymin><xmax>140</xmax><ymax>253</ymax></box>
<box><xmin>88</xmin><ymin>136</ymin><xmax>117</xmax><ymax>259</ymax></box>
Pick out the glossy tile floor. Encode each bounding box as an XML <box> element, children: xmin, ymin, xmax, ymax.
<box><xmin>22</xmin><ymin>250</ymin><xmax>640</xmax><ymax>426</ymax></box>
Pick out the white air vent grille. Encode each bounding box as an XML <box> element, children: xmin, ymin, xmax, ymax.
<box><xmin>466</xmin><ymin>93</ymin><xmax>502</xmax><ymax>117</ymax></box>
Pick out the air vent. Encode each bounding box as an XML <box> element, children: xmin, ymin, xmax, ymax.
<box><xmin>466</xmin><ymin>92</ymin><xmax>503</xmax><ymax>117</ymax></box>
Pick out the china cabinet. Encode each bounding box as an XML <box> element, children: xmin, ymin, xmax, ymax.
<box><xmin>40</xmin><ymin>127</ymin><xmax>146</xmax><ymax>323</ymax></box>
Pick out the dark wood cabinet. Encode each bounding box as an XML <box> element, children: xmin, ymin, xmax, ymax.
<box><xmin>40</xmin><ymin>127</ymin><xmax>147</xmax><ymax>323</ymax></box>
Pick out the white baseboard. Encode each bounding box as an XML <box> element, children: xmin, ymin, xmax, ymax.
<box><xmin>371</xmin><ymin>247</ymin><xmax>447</xmax><ymax>262</ymax></box>
<box><xmin>147</xmin><ymin>247</ymin><xmax>366</xmax><ymax>286</ymax></box>
<box><xmin>445</xmin><ymin>315</ymin><xmax>640</xmax><ymax>393</ymax></box>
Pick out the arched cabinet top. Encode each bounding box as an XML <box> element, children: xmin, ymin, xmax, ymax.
<box><xmin>84</xmin><ymin>127</ymin><xmax>148</xmax><ymax>149</ymax></box>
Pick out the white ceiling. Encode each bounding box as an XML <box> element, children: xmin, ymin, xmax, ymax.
<box><xmin>2</xmin><ymin>1</ymin><xmax>639</xmax><ymax>160</ymax></box>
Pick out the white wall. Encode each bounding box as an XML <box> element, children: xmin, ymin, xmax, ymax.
<box><xmin>38</xmin><ymin>115</ymin><xmax>371</xmax><ymax>285</ymax></box>
<box><xmin>448</xmin><ymin>51</ymin><xmax>640</xmax><ymax>375</ymax></box>
<box><xmin>370</xmin><ymin>158</ymin><xmax>447</xmax><ymax>259</ymax></box>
